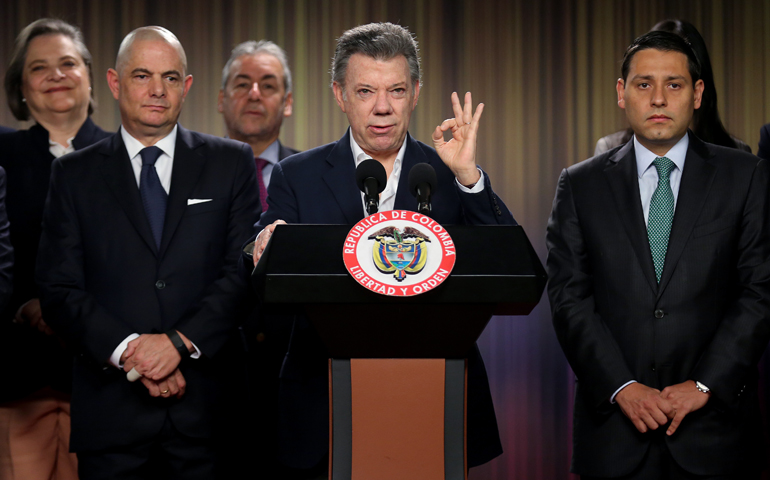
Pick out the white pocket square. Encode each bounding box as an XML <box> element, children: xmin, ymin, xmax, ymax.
<box><xmin>187</xmin><ymin>198</ymin><xmax>213</xmax><ymax>205</ymax></box>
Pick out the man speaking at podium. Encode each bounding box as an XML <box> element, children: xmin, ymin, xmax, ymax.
<box><xmin>247</xmin><ymin>22</ymin><xmax>514</xmax><ymax>477</ymax></box>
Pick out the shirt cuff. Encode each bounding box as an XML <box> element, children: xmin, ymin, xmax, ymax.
<box><xmin>455</xmin><ymin>168</ymin><xmax>486</xmax><ymax>193</ymax></box>
<box><xmin>109</xmin><ymin>333</ymin><xmax>140</xmax><ymax>369</ymax></box>
<box><xmin>610</xmin><ymin>380</ymin><xmax>637</xmax><ymax>404</ymax></box>
<box><xmin>189</xmin><ymin>341</ymin><xmax>201</xmax><ymax>359</ymax></box>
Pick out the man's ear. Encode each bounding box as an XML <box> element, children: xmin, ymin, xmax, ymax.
<box><xmin>412</xmin><ymin>81</ymin><xmax>420</xmax><ymax>110</ymax></box>
<box><xmin>283</xmin><ymin>91</ymin><xmax>293</xmax><ymax>117</ymax></box>
<box><xmin>332</xmin><ymin>82</ymin><xmax>346</xmax><ymax>113</ymax></box>
<box><xmin>217</xmin><ymin>89</ymin><xmax>225</xmax><ymax>114</ymax></box>
<box><xmin>181</xmin><ymin>75</ymin><xmax>193</xmax><ymax>100</ymax></box>
<box><xmin>107</xmin><ymin>69</ymin><xmax>120</xmax><ymax>100</ymax></box>
<box><xmin>693</xmin><ymin>79</ymin><xmax>704</xmax><ymax>110</ymax></box>
<box><xmin>616</xmin><ymin>78</ymin><xmax>626</xmax><ymax>109</ymax></box>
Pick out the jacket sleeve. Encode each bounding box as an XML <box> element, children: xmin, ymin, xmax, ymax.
<box><xmin>546</xmin><ymin>168</ymin><xmax>635</xmax><ymax>408</ymax></box>
<box><xmin>456</xmin><ymin>168</ymin><xmax>517</xmax><ymax>226</ymax></box>
<box><xmin>691</xmin><ymin>158</ymin><xmax>770</xmax><ymax>405</ymax></box>
<box><xmin>37</xmin><ymin>159</ymin><xmax>136</xmax><ymax>363</ymax></box>
<box><xmin>171</xmin><ymin>143</ymin><xmax>261</xmax><ymax>356</ymax></box>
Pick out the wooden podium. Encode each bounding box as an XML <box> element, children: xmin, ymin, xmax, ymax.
<box><xmin>252</xmin><ymin>224</ymin><xmax>546</xmax><ymax>480</ymax></box>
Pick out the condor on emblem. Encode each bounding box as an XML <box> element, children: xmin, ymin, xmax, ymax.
<box><xmin>342</xmin><ymin>210</ymin><xmax>456</xmax><ymax>297</ymax></box>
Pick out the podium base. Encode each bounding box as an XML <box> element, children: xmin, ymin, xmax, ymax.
<box><xmin>329</xmin><ymin>358</ymin><xmax>467</xmax><ymax>480</ymax></box>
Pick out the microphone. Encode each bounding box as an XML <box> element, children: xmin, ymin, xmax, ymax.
<box><xmin>355</xmin><ymin>159</ymin><xmax>387</xmax><ymax>215</ymax></box>
<box><xmin>408</xmin><ymin>163</ymin><xmax>438</xmax><ymax>216</ymax></box>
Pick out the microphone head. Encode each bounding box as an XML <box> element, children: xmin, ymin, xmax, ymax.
<box><xmin>355</xmin><ymin>159</ymin><xmax>387</xmax><ymax>193</ymax></box>
<box><xmin>408</xmin><ymin>163</ymin><xmax>438</xmax><ymax>197</ymax></box>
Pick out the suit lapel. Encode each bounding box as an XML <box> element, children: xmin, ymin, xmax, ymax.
<box><xmin>604</xmin><ymin>142</ymin><xmax>659</xmax><ymax>293</ymax></box>
<box><xmin>99</xmin><ymin>131</ymin><xmax>158</xmax><ymax>253</ymax></box>
<box><xmin>322</xmin><ymin>129</ymin><xmax>366</xmax><ymax>223</ymax></box>
<box><xmin>159</xmin><ymin>126</ymin><xmax>206</xmax><ymax>257</ymax></box>
<box><xmin>656</xmin><ymin>135</ymin><xmax>716</xmax><ymax>296</ymax></box>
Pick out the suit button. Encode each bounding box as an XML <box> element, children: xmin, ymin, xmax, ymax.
<box><xmin>155</xmin><ymin>280</ymin><xmax>166</xmax><ymax>289</ymax></box>
<box><xmin>651</xmin><ymin>365</ymin><xmax>656</xmax><ymax>372</ymax></box>
<box><xmin>654</xmin><ymin>309</ymin><xmax>664</xmax><ymax>319</ymax></box>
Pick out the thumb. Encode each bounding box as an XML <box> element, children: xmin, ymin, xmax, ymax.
<box><xmin>432</xmin><ymin>125</ymin><xmax>444</xmax><ymax>146</ymax></box>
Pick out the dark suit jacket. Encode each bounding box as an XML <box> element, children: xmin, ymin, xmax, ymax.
<box><xmin>0</xmin><ymin>118</ymin><xmax>111</xmax><ymax>403</ymax></box>
<box><xmin>0</xmin><ymin>167</ymin><xmax>13</xmax><ymax>314</ymax></box>
<box><xmin>247</xmin><ymin>129</ymin><xmax>511</xmax><ymax>469</ymax></box>
<box><xmin>546</xmin><ymin>132</ymin><xmax>770</xmax><ymax>477</ymax></box>
<box><xmin>757</xmin><ymin>123</ymin><xmax>770</xmax><ymax>160</ymax></box>
<box><xmin>277</xmin><ymin>141</ymin><xmax>299</xmax><ymax>162</ymax></box>
<box><xmin>36</xmin><ymin>125</ymin><xmax>261</xmax><ymax>452</ymax></box>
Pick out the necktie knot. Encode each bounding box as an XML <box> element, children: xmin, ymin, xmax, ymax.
<box><xmin>653</xmin><ymin>156</ymin><xmax>675</xmax><ymax>181</ymax></box>
<box><xmin>140</xmin><ymin>146</ymin><xmax>163</xmax><ymax>166</ymax></box>
<box><xmin>255</xmin><ymin>157</ymin><xmax>269</xmax><ymax>170</ymax></box>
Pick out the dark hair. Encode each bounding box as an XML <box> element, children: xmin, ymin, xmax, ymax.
<box><xmin>650</xmin><ymin>19</ymin><xmax>739</xmax><ymax>149</ymax></box>
<box><xmin>621</xmin><ymin>30</ymin><xmax>701</xmax><ymax>85</ymax></box>
<box><xmin>4</xmin><ymin>18</ymin><xmax>95</xmax><ymax>121</ymax></box>
<box><xmin>331</xmin><ymin>22</ymin><xmax>421</xmax><ymax>90</ymax></box>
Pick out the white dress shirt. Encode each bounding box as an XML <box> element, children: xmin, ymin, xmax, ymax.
<box><xmin>610</xmin><ymin>133</ymin><xmax>689</xmax><ymax>403</ymax></box>
<box><xmin>348</xmin><ymin>130</ymin><xmax>485</xmax><ymax>216</ymax></box>
<box><xmin>49</xmin><ymin>137</ymin><xmax>75</xmax><ymax>158</ymax></box>
<box><xmin>109</xmin><ymin>125</ymin><xmax>200</xmax><ymax>369</ymax></box>
<box><xmin>256</xmin><ymin>140</ymin><xmax>281</xmax><ymax>189</ymax></box>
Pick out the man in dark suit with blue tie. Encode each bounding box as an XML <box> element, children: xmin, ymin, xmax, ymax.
<box><xmin>36</xmin><ymin>26</ymin><xmax>260</xmax><ymax>479</ymax></box>
<box><xmin>247</xmin><ymin>22</ymin><xmax>512</xmax><ymax>478</ymax></box>
<box><xmin>547</xmin><ymin>31</ymin><xmax>770</xmax><ymax>479</ymax></box>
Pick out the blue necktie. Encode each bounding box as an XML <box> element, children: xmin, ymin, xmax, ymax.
<box><xmin>139</xmin><ymin>146</ymin><xmax>167</xmax><ymax>249</ymax></box>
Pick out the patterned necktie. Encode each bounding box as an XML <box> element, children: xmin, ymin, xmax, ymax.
<box><xmin>255</xmin><ymin>157</ymin><xmax>269</xmax><ymax>213</ymax></box>
<box><xmin>139</xmin><ymin>146</ymin><xmax>167</xmax><ymax>249</ymax></box>
<box><xmin>647</xmin><ymin>156</ymin><xmax>676</xmax><ymax>283</ymax></box>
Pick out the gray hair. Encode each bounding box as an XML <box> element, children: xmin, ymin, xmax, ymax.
<box><xmin>4</xmin><ymin>18</ymin><xmax>95</xmax><ymax>121</ymax></box>
<box><xmin>331</xmin><ymin>22</ymin><xmax>421</xmax><ymax>90</ymax></box>
<box><xmin>116</xmin><ymin>26</ymin><xmax>187</xmax><ymax>75</ymax></box>
<box><xmin>221</xmin><ymin>40</ymin><xmax>292</xmax><ymax>94</ymax></box>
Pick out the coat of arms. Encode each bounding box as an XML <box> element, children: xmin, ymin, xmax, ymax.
<box><xmin>368</xmin><ymin>226</ymin><xmax>431</xmax><ymax>281</ymax></box>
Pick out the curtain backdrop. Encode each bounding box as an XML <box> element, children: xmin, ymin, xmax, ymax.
<box><xmin>2</xmin><ymin>1</ymin><xmax>769</xmax><ymax>478</ymax></box>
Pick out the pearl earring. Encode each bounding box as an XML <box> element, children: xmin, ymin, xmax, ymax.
<box><xmin>21</xmin><ymin>98</ymin><xmax>26</xmax><ymax>103</ymax></box>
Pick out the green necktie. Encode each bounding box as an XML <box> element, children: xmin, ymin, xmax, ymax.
<box><xmin>647</xmin><ymin>156</ymin><xmax>676</xmax><ymax>283</ymax></box>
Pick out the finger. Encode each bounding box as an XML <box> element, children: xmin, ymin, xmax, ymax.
<box><xmin>650</xmin><ymin>407</ymin><xmax>669</xmax><ymax>426</ymax></box>
<box><xmin>432</xmin><ymin>125</ymin><xmax>445</xmax><ymax>143</ymax></box>
<box><xmin>141</xmin><ymin>377</ymin><xmax>161</xmax><ymax>397</ymax></box>
<box><xmin>632</xmin><ymin>417</ymin><xmax>648</xmax><ymax>433</ymax></box>
<box><xmin>470</xmin><ymin>103</ymin><xmax>484</xmax><ymax>135</ymax></box>
<box><xmin>157</xmin><ymin>381</ymin><xmax>171</xmax><ymax>397</ymax></box>
<box><xmin>165</xmin><ymin>375</ymin><xmax>180</xmax><ymax>396</ymax></box>
<box><xmin>255</xmin><ymin>241</ymin><xmax>267</xmax><ymax>264</ymax></box>
<box><xmin>174</xmin><ymin>370</ymin><xmax>187</xmax><ymax>398</ymax></box>
<box><xmin>463</xmin><ymin>92</ymin><xmax>473</xmax><ymax>125</ymax></box>
<box><xmin>451</xmin><ymin>92</ymin><xmax>464</xmax><ymax>124</ymax></box>
<box><xmin>667</xmin><ymin>409</ymin><xmax>686</xmax><ymax>435</ymax></box>
<box><xmin>639</xmin><ymin>411</ymin><xmax>660</xmax><ymax>431</ymax></box>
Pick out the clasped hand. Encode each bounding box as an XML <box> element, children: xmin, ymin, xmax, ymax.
<box><xmin>120</xmin><ymin>333</ymin><xmax>188</xmax><ymax>398</ymax></box>
<box><xmin>615</xmin><ymin>380</ymin><xmax>710</xmax><ymax>436</ymax></box>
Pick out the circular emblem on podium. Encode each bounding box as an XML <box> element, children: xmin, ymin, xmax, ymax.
<box><xmin>342</xmin><ymin>210</ymin><xmax>456</xmax><ymax>297</ymax></box>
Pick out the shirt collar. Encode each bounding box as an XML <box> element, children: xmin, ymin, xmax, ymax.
<box><xmin>349</xmin><ymin>128</ymin><xmax>408</xmax><ymax>169</ymax></box>
<box><xmin>634</xmin><ymin>133</ymin><xmax>688</xmax><ymax>178</ymax></box>
<box><xmin>121</xmin><ymin>124</ymin><xmax>178</xmax><ymax>160</ymax></box>
<box><xmin>258</xmin><ymin>140</ymin><xmax>280</xmax><ymax>165</ymax></box>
